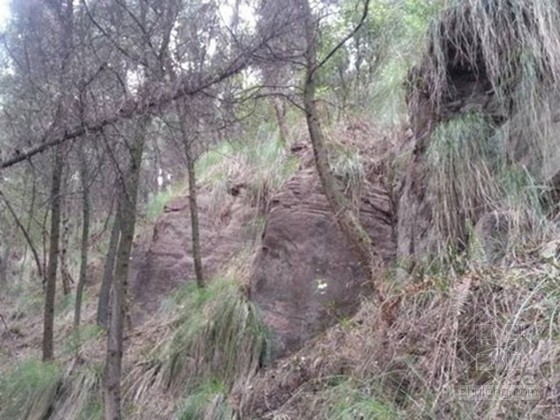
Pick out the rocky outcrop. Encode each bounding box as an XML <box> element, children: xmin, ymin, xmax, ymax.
<box><xmin>250</xmin><ymin>169</ymin><xmax>395</xmax><ymax>358</ymax></box>
<box><xmin>131</xmin><ymin>188</ymin><xmax>256</xmax><ymax>322</ymax></box>
<box><xmin>397</xmin><ymin>10</ymin><xmax>560</xmax><ymax>267</ymax></box>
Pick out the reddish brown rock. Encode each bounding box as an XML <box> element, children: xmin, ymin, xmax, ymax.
<box><xmin>131</xmin><ymin>188</ymin><xmax>256</xmax><ymax>323</ymax></box>
<box><xmin>250</xmin><ymin>169</ymin><xmax>395</xmax><ymax>358</ymax></box>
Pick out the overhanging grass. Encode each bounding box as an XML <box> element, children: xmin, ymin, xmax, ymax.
<box><xmin>426</xmin><ymin>112</ymin><xmax>501</xmax><ymax>257</ymax></box>
<box><xmin>418</xmin><ymin>0</ymin><xmax>560</xmax><ymax>177</ymax></box>
<box><xmin>426</xmin><ymin>110</ymin><xmax>556</xmax><ymax>265</ymax></box>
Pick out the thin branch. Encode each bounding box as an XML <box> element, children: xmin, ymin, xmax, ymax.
<box><xmin>0</xmin><ymin>50</ymin><xmax>251</xmax><ymax>170</ymax></box>
<box><xmin>0</xmin><ymin>190</ymin><xmax>44</xmax><ymax>279</ymax></box>
<box><xmin>310</xmin><ymin>0</ymin><xmax>371</xmax><ymax>77</ymax></box>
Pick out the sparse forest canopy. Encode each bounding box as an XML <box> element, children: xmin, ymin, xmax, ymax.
<box><xmin>1</xmin><ymin>0</ymin><xmax>560</xmax><ymax>419</ymax></box>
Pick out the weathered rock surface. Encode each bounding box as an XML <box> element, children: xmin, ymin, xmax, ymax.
<box><xmin>250</xmin><ymin>169</ymin><xmax>395</xmax><ymax>358</ymax></box>
<box><xmin>131</xmin><ymin>189</ymin><xmax>256</xmax><ymax>322</ymax></box>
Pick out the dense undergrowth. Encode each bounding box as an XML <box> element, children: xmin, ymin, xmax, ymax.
<box><xmin>123</xmin><ymin>276</ymin><xmax>269</xmax><ymax>419</ymax></box>
<box><xmin>2</xmin><ymin>0</ymin><xmax>560</xmax><ymax>419</ymax></box>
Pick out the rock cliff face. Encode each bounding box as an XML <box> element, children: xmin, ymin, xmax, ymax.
<box><xmin>131</xmin><ymin>139</ymin><xmax>397</xmax><ymax>358</ymax></box>
<box><xmin>131</xmin><ymin>189</ymin><xmax>256</xmax><ymax>322</ymax></box>
<box><xmin>250</xmin><ymin>168</ymin><xmax>395</xmax><ymax>358</ymax></box>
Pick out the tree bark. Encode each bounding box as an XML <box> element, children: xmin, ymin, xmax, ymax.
<box><xmin>60</xmin><ymin>182</ymin><xmax>72</xmax><ymax>296</ymax></box>
<box><xmin>42</xmin><ymin>0</ymin><xmax>75</xmax><ymax>362</ymax></box>
<box><xmin>0</xmin><ymin>228</ymin><xmax>10</xmax><ymax>287</ymax></box>
<box><xmin>104</xmin><ymin>118</ymin><xmax>147</xmax><ymax>420</ymax></box>
<box><xmin>272</xmin><ymin>97</ymin><xmax>289</xmax><ymax>147</ymax></box>
<box><xmin>74</xmin><ymin>148</ymin><xmax>91</xmax><ymax>343</ymax></box>
<box><xmin>97</xmin><ymin>205</ymin><xmax>120</xmax><ymax>329</ymax></box>
<box><xmin>42</xmin><ymin>145</ymin><xmax>64</xmax><ymax>361</ymax></box>
<box><xmin>177</xmin><ymin>101</ymin><xmax>204</xmax><ymax>288</ymax></box>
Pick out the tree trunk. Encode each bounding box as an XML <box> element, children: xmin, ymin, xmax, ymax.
<box><xmin>0</xmin><ymin>191</ymin><xmax>43</xmax><ymax>281</ymax></box>
<box><xmin>177</xmin><ymin>101</ymin><xmax>204</xmax><ymax>288</ymax></box>
<box><xmin>104</xmin><ymin>118</ymin><xmax>147</xmax><ymax>420</ymax></box>
<box><xmin>60</xmin><ymin>179</ymin><xmax>72</xmax><ymax>296</ymax></box>
<box><xmin>19</xmin><ymin>172</ymin><xmax>38</xmax><ymax>283</ymax></box>
<box><xmin>0</xmin><ymin>229</ymin><xmax>10</xmax><ymax>287</ymax></box>
<box><xmin>42</xmin><ymin>0</ymin><xmax>75</xmax><ymax>362</ymax></box>
<box><xmin>300</xmin><ymin>0</ymin><xmax>380</xmax><ymax>294</ymax></box>
<box><xmin>97</xmin><ymin>206</ymin><xmax>120</xmax><ymax>329</ymax></box>
<box><xmin>273</xmin><ymin>97</ymin><xmax>289</xmax><ymax>147</ymax></box>
<box><xmin>43</xmin><ymin>145</ymin><xmax>64</xmax><ymax>361</ymax></box>
<box><xmin>74</xmin><ymin>149</ymin><xmax>91</xmax><ymax>344</ymax></box>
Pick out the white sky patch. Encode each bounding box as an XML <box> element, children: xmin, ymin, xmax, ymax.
<box><xmin>218</xmin><ymin>0</ymin><xmax>256</xmax><ymax>32</ymax></box>
<box><xmin>0</xmin><ymin>0</ymin><xmax>10</xmax><ymax>30</ymax></box>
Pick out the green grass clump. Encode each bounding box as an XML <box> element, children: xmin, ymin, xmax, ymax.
<box><xmin>0</xmin><ymin>358</ymin><xmax>104</xmax><ymax>420</ymax></box>
<box><xmin>325</xmin><ymin>378</ymin><xmax>401</xmax><ymax>420</ymax></box>
<box><xmin>51</xmin><ymin>364</ymin><xmax>103</xmax><ymax>420</ymax></box>
<box><xmin>330</xmin><ymin>143</ymin><xmax>365</xmax><ymax>197</ymax></box>
<box><xmin>0</xmin><ymin>359</ymin><xmax>63</xmax><ymax>420</ymax></box>
<box><xmin>175</xmin><ymin>379</ymin><xmax>233</xmax><ymax>420</ymax></box>
<box><xmin>162</xmin><ymin>277</ymin><xmax>269</xmax><ymax>391</ymax></box>
<box><xmin>196</xmin><ymin>133</ymin><xmax>298</xmax><ymax>213</ymax></box>
<box><xmin>145</xmin><ymin>186</ymin><xmax>184</xmax><ymax>221</ymax></box>
<box><xmin>125</xmin><ymin>277</ymin><xmax>269</xmax><ymax>416</ymax></box>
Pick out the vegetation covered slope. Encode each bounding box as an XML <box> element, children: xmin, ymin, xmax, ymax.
<box><xmin>1</xmin><ymin>0</ymin><xmax>560</xmax><ymax>419</ymax></box>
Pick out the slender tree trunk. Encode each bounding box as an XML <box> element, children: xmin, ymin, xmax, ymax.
<box><xmin>177</xmin><ymin>101</ymin><xmax>204</xmax><ymax>288</ymax></box>
<box><xmin>272</xmin><ymin>98</ymin><xmax>289</xmax><ymax>146</ymax></box>
<box><xmin>0</xmin><ymin>229</ymin><xmax>10</xmax><ymax>287</ymax></box>
<box><xmin>60</xmin><ymin>183</ymin><xmax>72</xmax><ymax>296</ymax></box>
<box><xmin>300</xmin><ymin>0</ymin><xmax>380</xmax><ymax>295</ymax></box>
<box><xmin>19</xmin><ymin>172</ymin><xmax>37</xmax><ymax>283</ymax></box>
<box><xmin>0</xmin><ymin>191</ymin><xmax>43</xmax><ymax>280</ymax></box>
<box><xmin>104</xmin><ymin>118</ymin><xmax>147</xmax><ymax>420</ymax></box>
<box><xmin>74</xmin><ymin>150</ymin><xmax>91</xmax><ymax>343</ymax></box>
<box><xmin>42</xmin><ymin>0</ymin><xmax>75</xmax><ymax>362</ymax></box>
<box><xmin>97</xmin><ymin>206</ymin><xmax>120</xmax><ymax>329</ymax></box>
<box><xmin>43</xmin><ymin>145</ymin><xmax>64</xmax><ymax>361</ymax></box>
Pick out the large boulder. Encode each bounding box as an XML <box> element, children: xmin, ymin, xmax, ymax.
<box><xmin>250</xmin><ymin>169</ymin><xmax>395</xmax><ymax>358</ymax></box>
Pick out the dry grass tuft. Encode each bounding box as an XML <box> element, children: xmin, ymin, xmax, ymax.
<box><xmin>239</xmin><ymin>258</ymin><xmax>560</xmax><ymax>419</ymax></box>
<box><xmin>406</xmin><ymin>0</ymin><xmax>560</xmax><ymax>265</ymax></box>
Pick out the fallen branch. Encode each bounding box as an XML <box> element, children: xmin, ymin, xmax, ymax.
<box><xmin>0</xmin><ymin>53</ymin><xmax>250</xmax><ymax>170</ymax></box>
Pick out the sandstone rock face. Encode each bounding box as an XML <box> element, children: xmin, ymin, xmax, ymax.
<box><xmin>250</xmin><ymin>169</ymin><xmax>395</xmax><ymax>358</ymax></box>
<box><xmin>131</xmin><ymin>189</ymin><xmax>255</xmax><ymax>322</ymax></box>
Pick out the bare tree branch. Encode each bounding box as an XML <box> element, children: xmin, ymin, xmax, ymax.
<box><xmin>0</xmin><ymin>52</ymin><xmax>250</xmax><ymax>170</ymax></box>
